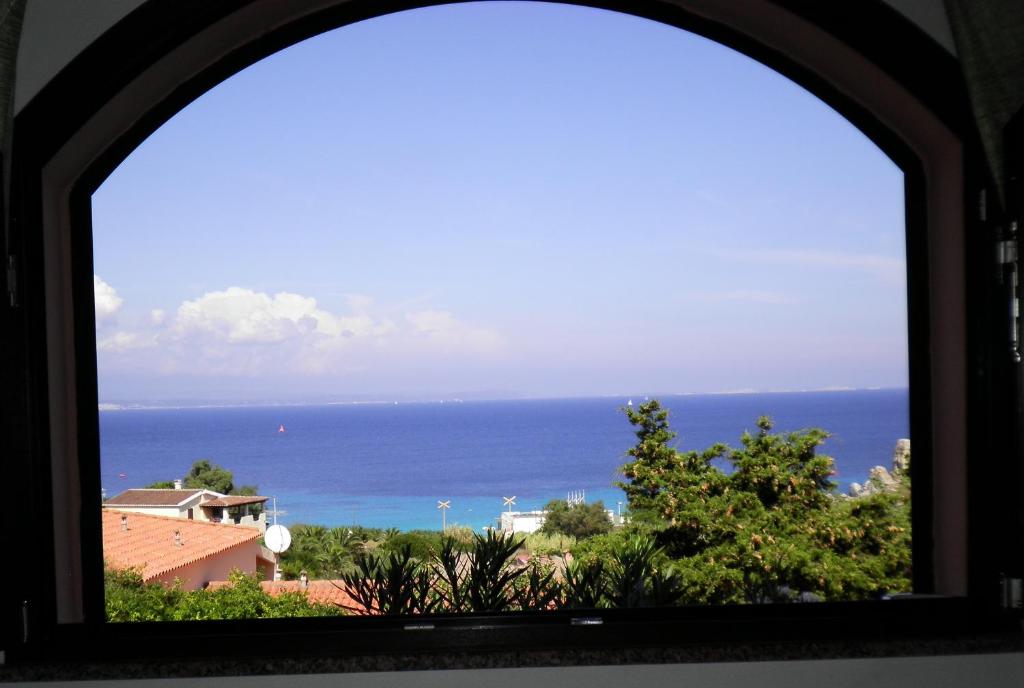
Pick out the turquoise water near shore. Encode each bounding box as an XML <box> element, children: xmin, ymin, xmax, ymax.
<box><xmin>99</xmin><ymin>389</ymin><xmax>908</xmax><ymax>531</ymax></box>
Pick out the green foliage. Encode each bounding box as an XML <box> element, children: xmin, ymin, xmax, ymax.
<box><xmin>111</xmin><ymin>400</ymin><xmax>910</xmax><ymax>619</ymax></box>
<box><xmin>615</xmin><ymin>402</ymin><xmax>911</xmax><ymax>604</ymax></box>
<box><xmin>147</xmin><ymin>460</ymin><xmax>260</xmax><ymax>498</ymax></box>
<box><xmin>523</xmin><ymin>530</ymin><xmax>576</xmax><ymax>556</ymax></box>
<box><xmin>431</xmin><ymin>535</ymin><xmax>470</xmax><ymax>612</ymax></box>
<box><xmin>616</xmin><ymin>400</ymin><xmax>729</xmax><ymax>527</ymax></box>
<box><xmin>604</xmin><ymin>535</ymin><xmax>681</xmax><ymax>608</ymax></box>
<box><xmin>104</xmin><ymin>568</ymin><xmax>342</xmax><ymax>621</ymax></box>
<box><xmin>540</xmin><ymin>499</ymin><xmax>612</xmax><ymax>539</ymax></box>
<box><xmin>339</xmin><ymin>544</ymin><xmax>437</xmax><ymax>616</ymax></box>
<box><xmin>568</xmin><ymin>526</ymin><xmax>639</xmax><ymax>565</ymax></box>
<box><xmin>435</xmin><ymin>531</ymin><xmax>561</xmax><ymax>612</ymax></box>
<box><xmin>464</xmin><ymin>529</ymin><xmax>527</xmax><ymax>612</ymax></box>
<box><xmin>380</xmin><ymin>530</ymin><xmax>446</xmax><ymax>561</ymax></box>
<box><xmin>279</xmin><ymin>524</ymin><xmax>378</xmax><ymax>579</ymax></box>
<box><xmin>105</xmin><ymin>567</ymin><xmax>185</xmax><ymax>622</ymax></box>
<box><xmin>183</xmin><ymin>459</ymin><xmax>235</xmax><ymax>494</ymax></box>
<box><xmin>511</xmin><ymin>563</ymin><xmax>561</xmax><ymax>611</ymax></box>
<box><xmin>338</xmin><ymin>530</ymin><xmax>544</xmax><ymax>615</ymax></box>
<box><xmin>562</xmin><ymin>558</ymin><xmax>607</xmax><ymax>608</ymax></box>
<box><xmin>174</xmin><ymin>571</ymin><xmax>340</xmax><ymax>620</ymax></box>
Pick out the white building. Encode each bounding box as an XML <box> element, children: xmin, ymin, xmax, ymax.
<box><xmin>499</xmin><ymin>506</ymin><xmax>624</xmax><ymax>534</ymax></box>
<box><xmin>104</xmin><ymin>486</ymin><xmax>269</xmax><ymax>532</ymax></box>
<box><xmin>499</xmin><ymin>510</ymin><xmax>546</xmax><ymax>534</ymax></box>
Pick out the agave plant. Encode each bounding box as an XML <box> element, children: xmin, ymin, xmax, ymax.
<box><xmin>337</xmin><ymin>544</ymin><xmax>435</xmax><ymax>615</ymax></box>
<box><xmin>464</xmin><ymin>530</ymin><xmax>526</xmax><ymax>612</ymax></box>
<box><xmin>431</xmin><ymin>535</ymin><xmax>469</xmax><ymax>613</ymax></box>
<box><xmin>647</xmin><ymin>562</ymin><xmax>686</xmax><ymax>606</ymax></box>
<box><xmin>511</xmin><ymin>563</ymin><xmax>561</xmax><ymax>611</ymax></box>
<box><xmin>562</xmin><ymin>558</ymin><xmax>607</xmax><ymax>609</ymax></box>
<box><xmin>606</xmin><ymin>535</ymin><xmax>660</xmax><ymax>608</ymax></box>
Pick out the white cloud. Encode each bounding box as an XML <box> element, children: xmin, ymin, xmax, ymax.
<box><xmin>98</xmin><ymin>331</ymin><xmax>154</xmax><ymax>353</ymax></box>
<box><xmin>98</xmin><ymin>286</ymin><xmax>503</xmax><ymax>378</ymax></box>
<box><xmin>406</xmin><ymin>309</ymin><xmax>505</xmax><ymax>353</ymax></box>
<box><xmin>173</xmin><ymin>287</ymin><xmax>401</xmax><ymax>345</ymax></box>
<box><xmin>93</xmin><ymin>276</ymin><xmax>123</xmax><ymax>321</ymax></box>
<box><xmin>344</xmin><ymin>293</ymin><xmax>375</xmax><ymax>312</ymax></box>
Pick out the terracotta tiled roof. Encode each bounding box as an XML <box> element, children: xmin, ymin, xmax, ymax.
<box><xmin>102</xmin><ymin>510</ymin><xmax>261</xmax><ymax>581</ymax></box>
<box><xmin>206</xmin><ymin>579</ymin><xmax>364</xmax><ymax>612</ymax></box>
<box><xmin>200</xmin><ymin>495</ymin><xmax>269</xmax><ymax>507</ymax></box>
<box><xmin>104</xmin><ymin>488</ymin><xmax>208</xmax><ymax>507</ymax></box>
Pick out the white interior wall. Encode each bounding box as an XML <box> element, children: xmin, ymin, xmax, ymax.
<box><xmin>17</xmin><ymin>653</ymin><xmax>1024</xmax><ymax>688</ymax></box>
<box><xmin>882</xmin><ymin>0</ymin><xmax>957</xmax><ymax>54</ymax></box>
<box><xmin>14</xmin><ymin>0</ymin><xmax>144</xmax><ymax>112</ymax></box>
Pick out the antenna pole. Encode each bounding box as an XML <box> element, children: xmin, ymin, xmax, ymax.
<box><xmin>437</xmin><ymin>500</ymin><xmax>451</xmax><ymax>532</ymax></box>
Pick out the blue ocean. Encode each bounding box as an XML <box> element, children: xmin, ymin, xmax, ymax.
<box><xmin>98</xmin><ymin>389</ymin><xmax>909</xmax><ymax>531</ymax></box>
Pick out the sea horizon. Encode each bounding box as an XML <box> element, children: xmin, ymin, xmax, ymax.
<box><xmin>97</xmin><ymin>385</ymin><xmax>908</xmax><ymax>412</ymax></box>
<box><xmin>98</xmin><ymin>389</ymin><xmax>910</xmax><ymax>531</ymax></box>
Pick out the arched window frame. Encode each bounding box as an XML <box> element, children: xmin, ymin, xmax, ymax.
<box><xmin>3</xmin><ymin>0</ymin><xmax>1012</xmax><ymax>665</ymax></box>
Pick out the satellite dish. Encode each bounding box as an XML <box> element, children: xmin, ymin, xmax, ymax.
<box><xmin>264</xmin><ymin>524</ymin><xmax>291</xmax><ymax>553</ymax></box>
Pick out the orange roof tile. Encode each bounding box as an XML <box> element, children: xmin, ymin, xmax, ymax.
<box><xmin>102</xmin><ymin>510</ymin><xmax>261</xmax><ymax>581</ymax></box>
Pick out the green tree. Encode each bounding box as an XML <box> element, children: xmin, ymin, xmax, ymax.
<box><xmin>183</xmin><ymin>459</ymin><xmax>235</xmax><ymax>494</ymax></box>
<box><xmin>615</xmin><ymin>402</ymin><xmax>911</xmax><ymax>604</ymax></box>
<box><xmin>146</xmin><ymin>460</ymin><xmax>258</xmax><ymax>496</ymax></box>
<box><xmin>540</xmin><ymin>499</ymin><xmax>613</xmax><ymax>539</ymax></box>
<box><xmin>616</xmin><ymin>400</ymin><xmax>728</xmax><ymax>527</ymax></box>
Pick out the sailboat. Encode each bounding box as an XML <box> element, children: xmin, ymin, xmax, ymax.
<box><xmin>278</xmin><ymin>424</ymin><xmax>285</xmax><ymax>433</ymax></box>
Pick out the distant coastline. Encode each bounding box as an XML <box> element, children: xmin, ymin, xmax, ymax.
<box><xmin>98</xmin><ymin>386</ymin><xmax>909</xmax><ymax>412</ymax></box>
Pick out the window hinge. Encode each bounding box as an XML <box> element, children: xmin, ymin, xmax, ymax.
<box><xmin>6</xmin><ymin>254</ymin><xmax>16</xmax><ymax>308</ymax></box>
<box><xmin>996</xmin><ymin>223</ymin><xmax>1021</xmax><ymax>362</ymax></box>
<box><xmin>20</xmin><ymin>600</ymin><xmax>28</xmax><ymax>643</ymax></box>
<box><xmin>570</xmin><ymin>616</ymin><xmax>604</xmax><ymax>626</ymax></box>
<box><xmin>996</xmin><ymin>236</ymin><xmax>1017</xmax><ymax>267</ymax></box>
<box><xmin>1001</xmin><ymin>577</ymin><xmax>1023</xmax><ymax>612</ymax></box>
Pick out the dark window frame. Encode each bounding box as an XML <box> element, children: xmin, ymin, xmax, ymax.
<box><xmin>3</xmin><ymin>0</ymin><xmax>1016</xmax><ymax>666</ymax></box>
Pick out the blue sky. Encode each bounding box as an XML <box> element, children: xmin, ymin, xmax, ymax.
<box><xmin>91</xmin><ymin>2</ymin><xmax>907</xmax><ymax>403</ymax></box>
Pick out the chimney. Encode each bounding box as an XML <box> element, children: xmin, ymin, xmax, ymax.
<box><xmin>174</xmin><ymin>529</ymin><xmax>182</xmax><ymax>547</ymax></box>
<box><xmin>300</xmin><ymin>570</ymin><xmax>308</xmax><ymax>590</ymax></box>
<box><xmin>120</xmin><ymin>514</ymin><xmax>128</xmax><ymax>531</ymax></box>
<box><xmin>173</xmin><ymin>479</ymin><xmax>183</xmax><ymax>490</ymax></box>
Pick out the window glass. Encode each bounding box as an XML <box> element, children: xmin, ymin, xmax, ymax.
<box><xmin>92</xmin><ymin>2</ymin><xmax>909</xmax><ymax>619</ymax></box>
